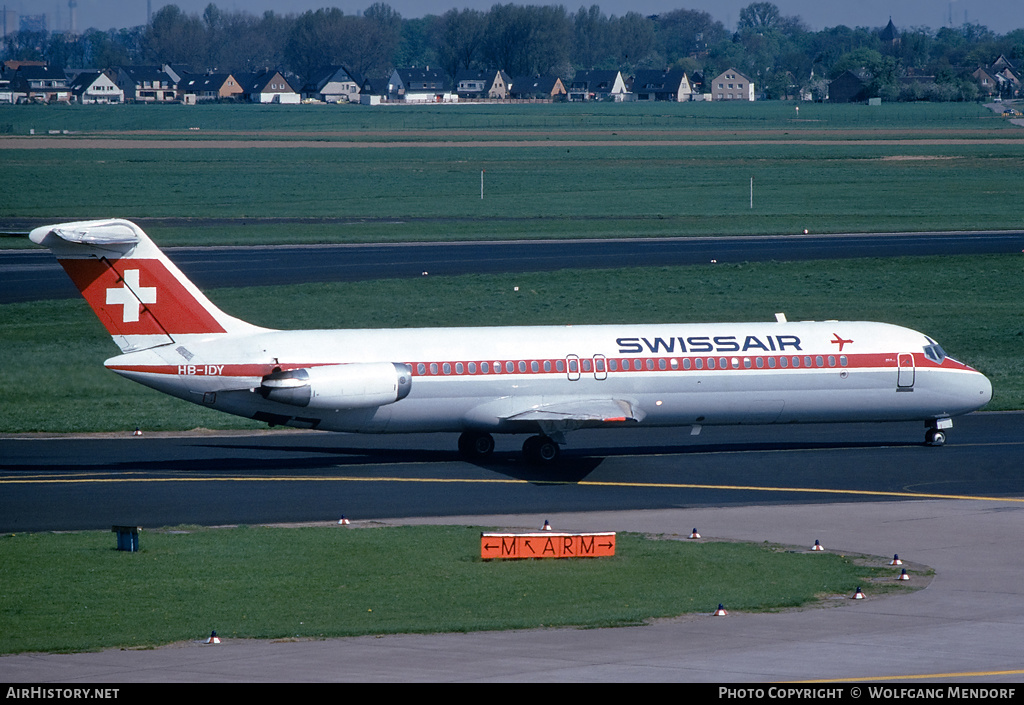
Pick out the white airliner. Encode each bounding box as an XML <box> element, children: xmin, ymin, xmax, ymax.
<box><xmin>31</xmin><ymin>219</ymin><xmax>992</xmax><ymax>464</ymax></box>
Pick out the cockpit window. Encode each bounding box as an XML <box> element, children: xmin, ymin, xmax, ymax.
<box><xmin>923</xmin><ymin>342</ymin><xmax>946</xmax><ymax>364</ymax></box>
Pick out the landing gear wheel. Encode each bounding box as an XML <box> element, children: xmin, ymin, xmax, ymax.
<box><xmin>523</xmin><ymin>435</ymin><xmax>560</xmax><ymax>465</ymax></box>
<box><xmin>925</xmin><ymin>428</ymin><xmax>946</xmax><ymax>446</ymax></box>
<box><xmin>458</xmin><ymin>431</ymin><xmax>495</xmax><ymax>460</ymax></box>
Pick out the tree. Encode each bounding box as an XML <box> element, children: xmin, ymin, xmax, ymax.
<box><xmin>654</xmin><ymin>8</ymin><xmax>727</xmax><ymax>66</ymax></box>
<box><xmin>437</xmin><ymin>8</ymin><xmax>487</xmax><ymax>80</ymax></box>
<box><xmin>142</xmin><ymin>4</ymin><xmax>208</xmax><ymax>70</ymax></box>
<box><xmin>738</xmin><ymin>2</ymin><xmax>782</xmax><ymax>31</ymax></box>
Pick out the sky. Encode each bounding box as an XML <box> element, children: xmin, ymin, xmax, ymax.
<box><xmin>10</xmin><ymin>0</ymin><xmax>1024</xmax><ymax>36</ymax></box>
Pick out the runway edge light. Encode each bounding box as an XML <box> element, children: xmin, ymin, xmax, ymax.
<box><xmin>852</xmin><ymin>587</ymin><xmax>866</xmax><ymax>600</ymax></box>
<box><xmin>714</xmin><ymin>604</ymin><xmax>728</xmax><ymax>616</ymax></box>
<box><xmin>689</xmin><ymin>528</ymin><xmax>701</xmax><ymax>539</ymax></box>
<box><xmin>812</xmin><ymin>539</ymin><xmax>824</xmax><ymax>551</ymax></box>
<box><xmin>203</xmin><ymin>631</ymin><xmax>220</xmax><ymax>645</ymax></box>
<box><xmin>898</xmin><ymin>569</ymin><xmax>910</xmax><ymax>581</ymax></box>
<box><xmin>890</xmin><ymin>554</ymin><xmax>903</xmax><ymax>565</ymax></box>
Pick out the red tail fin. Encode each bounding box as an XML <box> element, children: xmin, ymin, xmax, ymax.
<box><xmin>31</xmin><ymin>219</ymin><xmax>262</xmax><ymax>352</ymax></box>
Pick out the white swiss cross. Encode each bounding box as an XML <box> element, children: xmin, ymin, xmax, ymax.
<box><xmin>106</xmin><ymin>269</ymin><xmax>157</xmax><ymax>323</ymax></box>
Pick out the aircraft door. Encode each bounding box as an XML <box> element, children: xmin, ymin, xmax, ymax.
<box><xmin>566</xmin><ymin>354</ymin><xmax>581</xmax><ymax>381</ymax></box>
<box><xmin>897</xmin><ymin>353</ymin><xmax>915</xmax><ymax>389</ymax></box>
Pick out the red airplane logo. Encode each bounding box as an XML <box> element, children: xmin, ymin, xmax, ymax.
<box><xmin>831</xmin><ymin>333</ymin><xmax>853</xmax><ymax>351</ymax></box>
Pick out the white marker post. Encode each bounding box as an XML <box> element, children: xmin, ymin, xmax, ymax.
<box><xmin>481</xmin><ymin>169</ymin><xmax>485</xmax><ymax>200</ymax></box>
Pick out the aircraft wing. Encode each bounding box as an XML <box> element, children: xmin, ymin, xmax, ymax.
<box><xmin>503</xmin><ymin>398</ymin><xmax>645</xmax><ymax>425</ymax></box>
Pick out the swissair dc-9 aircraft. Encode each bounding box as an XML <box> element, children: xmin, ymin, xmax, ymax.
<box><xmin>31</xmin><ymin>219</ymin><xmax>992</xmax><ymax>464</ymax></box>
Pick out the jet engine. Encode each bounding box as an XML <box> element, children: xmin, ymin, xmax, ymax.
<box><xmin>259</xmin><ymin>362</ymin><xmax>412</xmax><ymax>410</ymax></box>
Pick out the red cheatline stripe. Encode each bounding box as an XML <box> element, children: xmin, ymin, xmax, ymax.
<box><xmin>106</xmin><ymin>352</ymin><xmax>973</xmax><ymax>379</ymax></box>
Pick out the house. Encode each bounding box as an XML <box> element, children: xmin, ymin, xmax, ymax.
<box><xmin>238</xmin><ymin>70</ymin><xmax>300</xmax><ymax>104</ymax></box>
<box><xmin>567</xmin><ymin>70</ymin><xmax>628</xmax><ymax>101</ymax></box>
<box><xmin>828</xmin><ymin>70</ymin><xmax>869</xmax><ymax>103</ymax></box>
<box><xmin>508</xmin><ymin>75</ymin><xmax>566</xmax><ymax>101</ymax></box>
<box><xmin>387</xmin><ymin>67</ymin><xmax>456</xmax><ymax>102</ymax></box>
<box><xmin>302</xmin><ymin>66</ymin><xmax>361</xmax><ymax>103</ymax></box>
<box><xmin>358</xmin><ymin>76</ymin><xmax>391</xmax><ymax>104</ymax></box>
<box><xmin>978</xmin><ymin>55</ymin><xmax>1019</xmax><ymax>99</ymax></box>
<box><xmin>180</xmin><ymin>73</ymin><xmax>244</xmax><ymax>102</ymax></box>
<box><xmin>631</xmin><ymin>70</ymin><xmax>693</xmax><ymax>101</ymax></box>
<box><xmin>11</xmin><ymin>65</ymin><xmax>69</xmax><ymax>102</ymax></box>
<box><xmin>0</xmin><ymin>75</ymin><xmax>18</xmax><ymax>104</ymax></box>
<box><xmin>454</xmin><ymin>69</ymin><xmax>511</xmax><ymax>100</ymax></box>
<box><xmin>117</xmin><ymin>66</ymin><xmax>179</xmax><ymax>102</ymax></box>
<box><xmin>68</xmin><ymin>70</ymin><xmax>123</xmax><ymax>104</ymax></box>
<box><xmin>710</xmin><ymin>69</ymin><xmax>754</xmax><ymax>101</ymax></box>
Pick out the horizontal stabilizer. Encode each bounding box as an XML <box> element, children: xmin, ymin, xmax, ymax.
<box><xmin>38</xmin><ymin>220</ymin><xmax>141</xmax><ymax>248</ymax></box>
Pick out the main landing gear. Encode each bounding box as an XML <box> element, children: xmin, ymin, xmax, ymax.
<box><xmin>457</xmin><ymin>431</ymin><xmax>561</xmax><ymax>465</ymax></box>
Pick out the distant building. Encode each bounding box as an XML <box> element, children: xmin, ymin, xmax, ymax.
<box><xmin>567</xmin><ymin>70</ymin><xmax>628</xmax><ymax>101</ymax></box>
<box><xmin>710</xmin><ymin>69</ymin><xmax>754</xmax><ymax>101</ymax></box>
<box><xmin>302</xmin><ymin>66</ymin><xmax>361</xmax><ymax>103</ymax></box>
<box><xmin>828</xmin><ymin>70</ymin><xmax>869</xmax><ymax>103</ymax></box>
<box><xmin>454</xmin><ymin>69</ymin><xmax>511</xmax><ymax>100</ymax></box>
<box><xmin>117</xmin><ymin>66</ymin><xmax>178</xmax><ymax>103</ymax></box>
<box><xmin>68</xmin><ymin>70</ymin><xmax>123</xmax><ymax>104</ymax></box>
<box><xmin>508</xmin><ymin>75</ymin><xmax>566</xmax><ymax>101</ymax></box>
<box><xmin>180</xmin><ymin>73</ymin><xmax>244</xmax><ymax>102</ymax></box>
<box><xmin>237</xmin><ymin>70</ymin><xmax>300</xmax><ymax>104</ymax></box>
<box><xmin>387</xmin><ymin>67</ymin><xmax>455</xmax><ymax>102</ymax></box>
<box><xmin>631</xmin><ymin>70</ymin><xmax>693</xmax><ymax>102</ymax></box>
<box><xmin>11</xmin><ymin>65</ymin><xmax>69</xmax><ymax>102</ymax></box>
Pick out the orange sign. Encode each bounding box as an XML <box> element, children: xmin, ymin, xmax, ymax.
<box><xmin>481</xmin><ymin>532</ymin><xmax>616</xmax><ymax>560</ymax></box>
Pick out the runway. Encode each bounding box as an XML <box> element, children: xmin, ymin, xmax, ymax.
<box><xmin>2</xmin><ymin>412</ymin><xmax>1022</xmax><ymax>533</ymax></box>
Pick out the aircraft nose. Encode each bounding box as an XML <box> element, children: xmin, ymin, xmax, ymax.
<box><xmin>977</xmin><ymin>371</ymin><xmax>993</xmax><ymax>408</ymax></box>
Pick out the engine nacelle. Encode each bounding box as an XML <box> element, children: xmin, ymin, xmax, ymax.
<box><xmin>259</xmin><ymin>362</ymin><xmax>412</xmax><ymax>410</ymax></box>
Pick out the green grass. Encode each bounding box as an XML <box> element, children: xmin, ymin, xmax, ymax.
<box><xmin>0</xmin><ymin>101</ymin><xmax>1013</xmax><ymax>136</ymax></box>
<box><xmin>1</xmin><ymin>254</ymin><xmax>1021</xmax><ymax>434</ymax></box>
<box><xmin>2</xmin><ymin>101</ymin><xmax>1024</xmax><ymax>244</ymax></box>
<box><xmin>4</xmin><ymin>143</ymin><xmax>1024</xmax><ymax>240</ymax></box>
<box><xmin>0</xmin><ymin>525</ymin><xmax>905</xmax><ymax>654</ymax></box>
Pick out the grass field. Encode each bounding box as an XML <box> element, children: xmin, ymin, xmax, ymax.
<box><xmin>0</xmin><ymin>101</ymin><xmax>1012</xmax><ymax>137</ymax></box>
<box><xmin>2</xmin><ymin>255</ymin><xmax>1021</xmax><ymax>434</ymax></box>
<box><xmin>0</xmin><ymin>525</ymin><xmax>911</xmax><ymax>654</ymax></box>
<box><xmin>2</xmin><ymin>101</ymin><xmax>1023</xmax><ymax>244</ymax></box>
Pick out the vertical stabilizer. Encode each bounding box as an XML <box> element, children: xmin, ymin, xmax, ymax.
<box><xmin>30</xmin><ymin>219</ymin><xmax>264</xmax><ymax>352</ymax></box>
